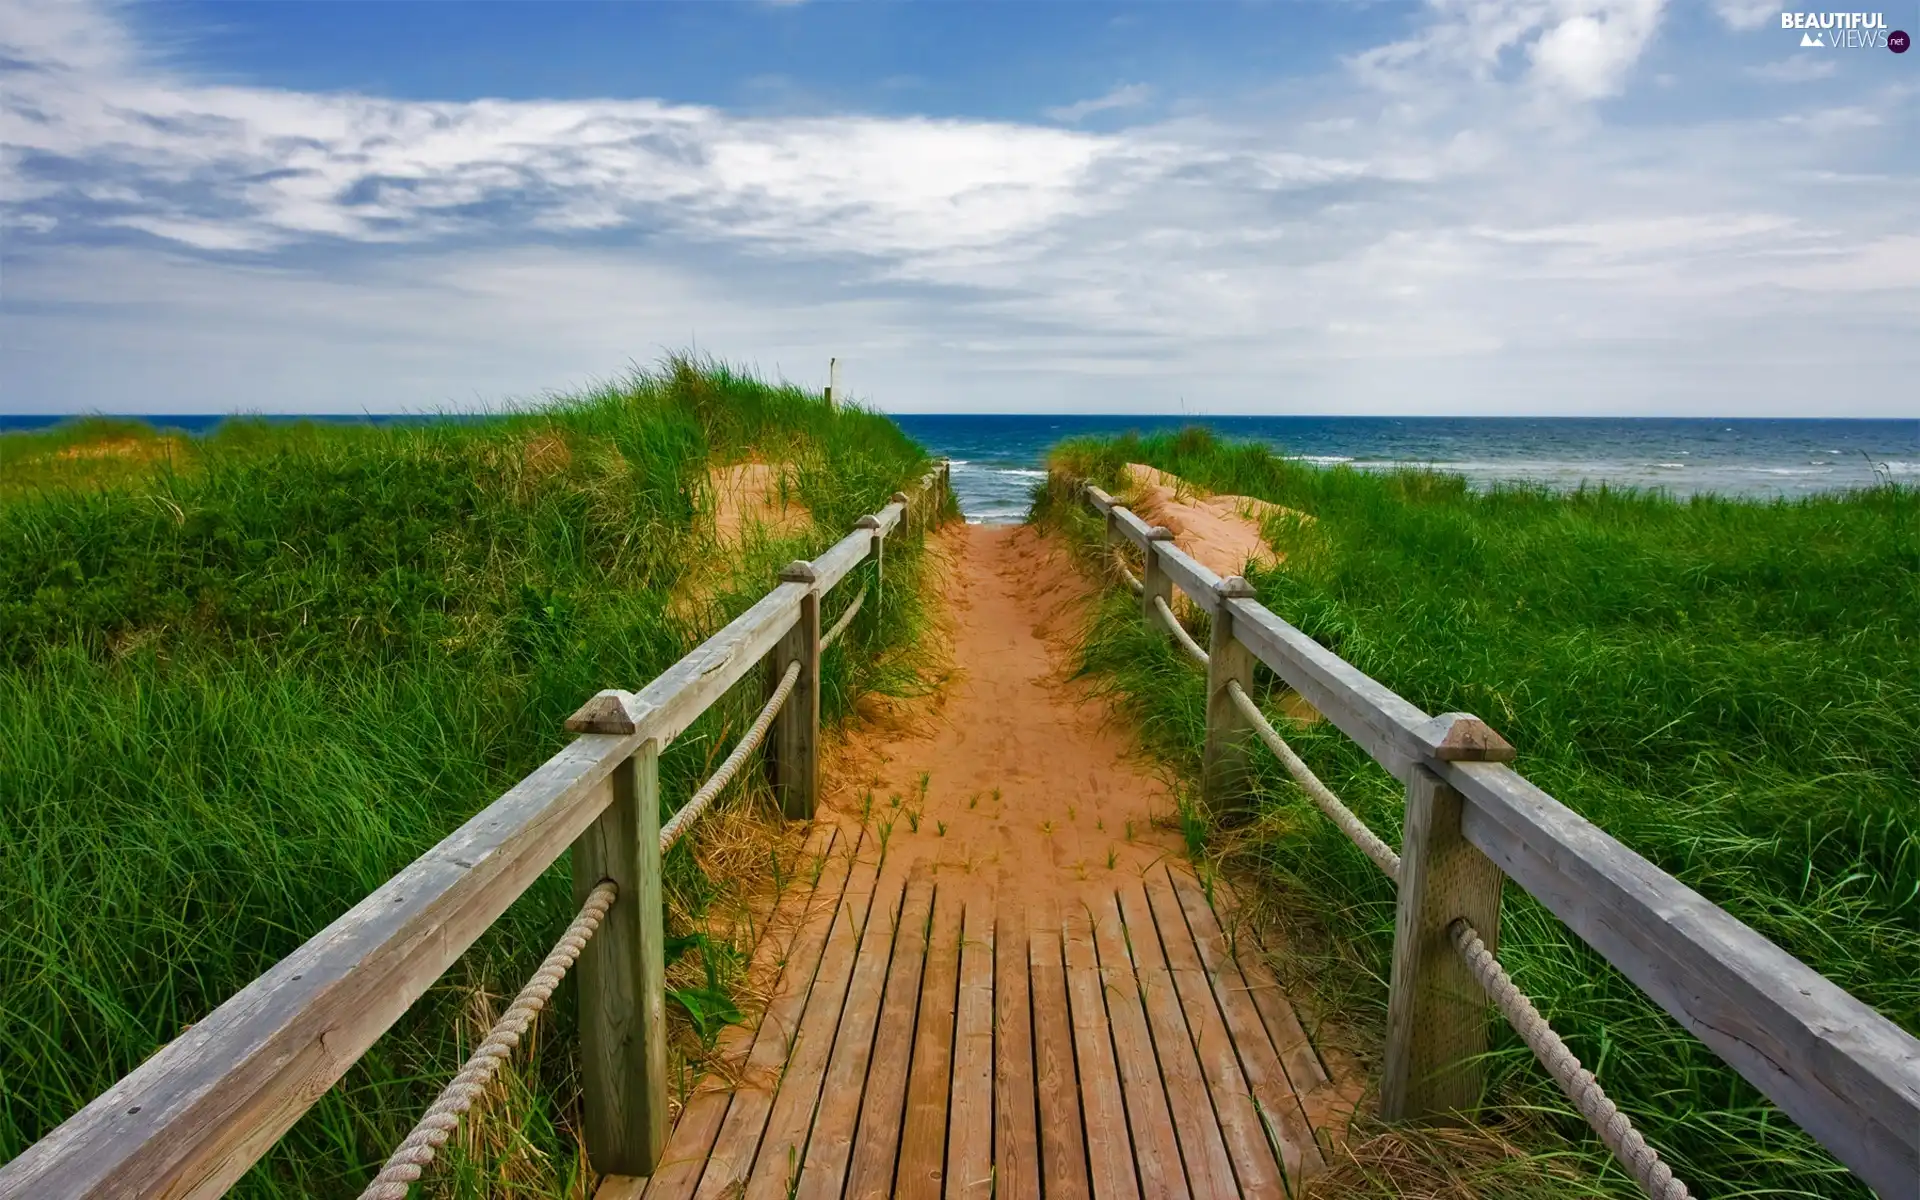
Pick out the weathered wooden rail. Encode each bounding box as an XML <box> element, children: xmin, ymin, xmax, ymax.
<box><xmin>1081</xmin><ymin>481</ymin><xmax>1920</xmax><ymax>1199</ymax></box>
<box><xmin>0</xmin><ymin>463</ymin><xmax>951</xmax><ymax>1199</ymax></box>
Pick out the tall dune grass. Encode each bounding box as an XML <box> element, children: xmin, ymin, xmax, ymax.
<box><xmin>1034</xmin><ymin>427</ymin><xmax>1917</xmax><ymax>1199</ymax></box>
<box><xmin>0</xmin><ymin>358</ymin><xmax>940</xmax><ymax>1196</ymax></box>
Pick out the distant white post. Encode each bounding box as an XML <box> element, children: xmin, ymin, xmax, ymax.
<box><xmin>826</xmin><ymin>357</ymin><xmax>842</xmax><ymax>407</ymax></box>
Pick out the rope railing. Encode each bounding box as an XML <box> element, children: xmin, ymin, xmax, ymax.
<box><xmin>1451</xmin><ymin>921</ymin><xmax>1691</xmax><ymax>1200</ymax></box>
<box><xmin>1225</xmin><ymin>680</ymin><xmax>1402</xmax><ymax>881</ymax></box>
<box><xmin>1153</xmin><ymin>595</ymin><xmax>1210</xmax><ymax>666</ymax></box>
<box><xmin>359</xmin><ymin>881</ymin><xmax>619</xmax><ymax>1200</ymax></box>
<box><xmin>362</xmin><ymin>659</ymin><xmax>803</xmax><ymax>1196</ymax></box>
<box><xmin>1104</xmin><ymin>498</ymin><xmax>1693</xmax><ymax>1200</ymax></box>
<box><xmin>662</xmin><ymin>658</ymin><xmax>802</xmax><ymax>851</ymax></box>
<box><xmin>1116</xmin><ymin>559</ymin><xmax>1143</xmax><ymax>595</ymax></box>
<box><xmin>822</xmin><ymin>585</ymin><xmax>866</xmax><ymax>650</ymax></box>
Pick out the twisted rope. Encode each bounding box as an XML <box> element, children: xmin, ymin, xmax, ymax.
<box><xmin>660</xmin><ymin>659</ymin><xmax>802</xmax><ymax>851</ymax></box>
<box><xmin>1115</xmin><ymin>560</ymin><xmax>1142</xmax><ymax>596</ymax></box>
<box><xmin>1153</xmin><ymin>595</ymin><xmax>1210</xmax><ymax>666</ymax></box>
<box><xmin>358</xmin><ymin>880</ymin><xmax>618</xmax><ymax>1200</ymax></box>
<box><xmin>1227</xmin><ymin>681</ymin><xmax>1402</xmax><ymax>881</ymax></box>
<box><xmin>822</xmin><ymin>586</ymin><xmax>866</xmax><ymax>649</ymax></box>
<box><xmin>1450</xmin><ymin>920</ymin><xmax>1691</xmax><ymax>1200</ymax></box>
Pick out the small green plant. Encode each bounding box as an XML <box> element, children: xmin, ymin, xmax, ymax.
<box><xmin>1040</xmin><ymin>820</ymin><xmax>1056</xmax><ymax>836</ymax></box>
<box><xmin>968</xmin><ymin>792</ymin><xmax>980</xmax><ymax>810</ymax></box>
<box><xmin>1107</xmin><ymin>846</ymin><xmax>1119</xmax><ymax>870</ymax></box>
<box><xmin>665</xmin><ymin>933</ymin><xmax>745</xmax><ymax>1050</ymax></box>
<box><xmin>936</xmin><ymin>821</ymin><xmax>947</xmax><ymax>837</ymax></box>
<box><xmin>906</xmin><ymin>807</ymin><xmax>922</xmax><ymax>833</ymax></box>
<box><xmin>1067</xmin><ymin>804</ymin><xmax>1077</xmax><ymax>821</ymax></box>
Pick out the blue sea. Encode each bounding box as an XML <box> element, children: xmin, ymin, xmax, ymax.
<box><xmin>3</xmin><ymin>413</ymin><xmax>1913</xmax><ymax>526</ymax></box>
<box><xmin>892</xmin><ymin>416</ymin><xmax>1919</xmax><ymax>524</ymax></box>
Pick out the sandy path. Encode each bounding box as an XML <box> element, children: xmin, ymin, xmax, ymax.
<box><xmin>821</xmin><ymin>523</ymin><xmax>1188</xmax><ymax>903</ymax></box>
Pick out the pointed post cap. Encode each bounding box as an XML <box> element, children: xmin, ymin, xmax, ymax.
<box><xmin>566</xmin><ymin>689</ymin><xmax>644</xmax><ymax>735</ymax></box>
<box><xmin>1215</xmin><ymin>575</ymin><xmax>1256</xmax><ymax>599</ymax></box>
<box><xmin>1146</xmin><ymin>525</ymin><xmax>1175</xmax><ymax>541</ymax></box>
<box><xmin>1413</xmin><ymin>712</ymin><xmax>1516</xmax><ymax>763</ymax></box>
<box><xmin>855</xmin><ymin>515</ymin><xmax>882</xmax><ymax>530</ymax></box>
<box><xmin>890</xmin><ymin>491</ymin><xmax>910</xmax><ymax>505</ymax></box>
<box><xmin>779</xmin><ymin>560</ymin><xmax>818</xmax><ymax>583</ymax></box>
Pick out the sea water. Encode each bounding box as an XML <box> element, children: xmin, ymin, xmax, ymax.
<box><xmin>4</xmin><ymin>413</ymin><xmax>1912</xmax><ymax>528</ymax></box>
<box><xmin>892</xmin><ymin>416</ymin><xmax>1919</xmax><ymax>525</ymax></box>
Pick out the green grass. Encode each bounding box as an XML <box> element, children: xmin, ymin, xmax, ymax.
<box><xmin>0</xmin><ymin>357</ymin><xmax>946</xmax><ymax>1197</ymax></box>
<box><xmin>1034</xmin><ymin>426</ymin><xmax>1917</xmax><ymax>1199</ymax></box>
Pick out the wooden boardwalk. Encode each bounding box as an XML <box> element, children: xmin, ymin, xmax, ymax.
<box><xmin>604</xmin><ymin>822</ymin><xmax>1332</xmax><ymax>1200</ymax></box>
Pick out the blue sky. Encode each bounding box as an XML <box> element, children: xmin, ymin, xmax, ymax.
<box><xmin>3</xmin><ymin>0</ymin><xmax>1916</xmax><ymax>416</ymax></box>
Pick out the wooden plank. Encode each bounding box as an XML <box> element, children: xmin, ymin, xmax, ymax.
<box><xmin>793</xmin><ymin>867</ymin><xmax>910</xmax><ymax>1200</ymax></box>
<box><xmin>843</xmin><ymin>868</ymin><xmax>934</xmax><ymax>1200</ymax></box>
<box><xmin>1201</xmin><ymin>578</ymin><xmax>1258</xmax><ymax>824</ymax></box>
<box><xmin>644</xmin><ymin>825</ymin><xmax>840</xmax><ymax>1199</ymax></box>
<box><xmin>994</xmin><ymin>903</ymin><xmax>1042</xmax><ymax>1200</ymax></box>
<box><xmin>1029</xmin><ymin>902</ymin><xmax>1092</xmax><ymax>1200</ymax></box>
<box><xmin>811</xmin><ymin>527</ymin><xmax>875</xmax><ymax>596</ymax></box>
<box><xmin>1450</xmin><ymin>759</ymin><xmax>1920</xmax><ymax>1197</ymax></box>
<box><xmin>1381</xmin><ymin>767</ymin><xmax>1503</xmax><ymax>1122</ymax></box>
<box><xmin>871</xmin><ymin>499</ymin><xmax>908</xmax><ymax>538</ymax></box>
<box><xmin>1168</xmin><ymin>871</ymin><xmax>1324</xmax><ymax>1184</ymax></box>
<box><xmin>1218</xmin><ymin>595</ymin><xmax>1434</xmax><ymax>782</ymax></box>
<box><xmin>1062</xmin><ymin>903</ymin><xmax>1142</xmax><ymax>1200</ymax></box>
<box><xmin>0</xmin><ymin>727</ymin><xmax>642</xmax><ymax>1200</ymax></box>
<box><xmin>1113</xmin><ymin>882</ymin><xmax>1238</xmax><ymax>1199</ymax></box>
<box><xmin>897</xmin><ymin>887</ymin><xmax>964</xmax><ymax>1199</ymax></box>
<box><xmin>946</xmin><ymin>901</ymin><xmax>995</xmax><ymax>1200</ymax></box>
<box><xmin>1085</xmin><ymin>484</ymin><xmax>1116</xmax><ymax>515</ymax></box>
<box><xmin>575</xmin><ymin>741</ymin><xmax>669</xmax><ymax>1176</ymax></box>
<box><xmin>1085</xmin><ymin>896</ymin><xmax>1196</xmax><ymax>1200</ymax></box>
<box><xmin>690</xmin><ymin>832</ymin><xmax>859</xmax><ymax>1199</ymax></box>
<box><xmin>1110</xmin><ymin>505</ymin><xmax>1154</xmax><ymax>550</ymax></box>
<box><xmin>1232</xmin><ymin>948</ymin><xmax>1330</xmax><ymax>1099</ymax></box>
<box><xmin>767</xmin><ymin>566</ymin><xmax>822</xmax><ymax>820</ymax></box>
<box><xmin>1151</xmin><ymin>541</ymin><xmax>1222</xmax><ymax>615</ymax></box>
<box><xmin>1143</xmin><ymin>873</ymin><xmax>1287</xmax><ymax>1200</ymax></box>
<box><xmin>742</xmin><ymin>832</ymin><xmax>883</xmax><ymax>1200</ymax></box>
<box><xmin>566</xmin><ymin>582</ymin><xmax>806</xmax><ymax>737</ymax></box>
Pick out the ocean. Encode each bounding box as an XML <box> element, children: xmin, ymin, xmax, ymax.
<box><xmin>891</xmin><ymin>416</ymin><xmax>1919</xmax><ymax>525</ymax></box>
<box><xmin>4</xmin><ymin>413</ymin><xmax>1913</xmax><ymax>527</ymax></box>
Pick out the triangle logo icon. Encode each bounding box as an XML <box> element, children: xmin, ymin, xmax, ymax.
<box><xmin>1800</xmin><ymin>30</ymin><xmax>1824</xmax><ymax>45</ymax></box>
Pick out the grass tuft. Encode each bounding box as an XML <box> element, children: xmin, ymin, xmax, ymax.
<box><xmin>0</xmin><ymin>355</ymin><xmax>936</xmax><ymax>1196</ymax></box>
<box><xmin>1034</xmin><ymin>426</ymin><xmax>1916</xmax><ymax>1199</ymax></box>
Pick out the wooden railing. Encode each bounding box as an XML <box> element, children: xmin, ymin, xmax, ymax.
<box><xmin>0</xmin><ymin>462</ymin><xmax>952</xmax><ymax>1200</ymax></box>
<box><xmin>1080</xmin><ymin>481</ymin><xmax>1920</xmax><ymax>1199</ymax></box>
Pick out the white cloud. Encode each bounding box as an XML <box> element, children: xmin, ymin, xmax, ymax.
<box><xmin>1045</xmin><ymin>83</ymin><xmax>1154</xmax><ymax>123</ymax></box>
<box><xmin>1351</xmin><ymin>0</ymin><xmax>1666</xmax><ymax>101</ymax></box>
<box><xmin>1</xmin><ymin>0</ymin><xmax>1916</xmax><ymax>418</ymax></box>
<box><xmin>1712</xmin><ymin>0</ymin><xmax>1779</xmax><ymax>31</ymax></box>
<box><xmin>1747</xmin><ymin>56</ymin><xmax>1839</xmax><ymax>82</ymax></box>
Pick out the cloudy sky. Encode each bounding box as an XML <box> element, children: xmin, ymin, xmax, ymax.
<box><xmin>2</xmin><ymin>0</ymin><xmax>1915</xmax><ymax>416</ymax></box>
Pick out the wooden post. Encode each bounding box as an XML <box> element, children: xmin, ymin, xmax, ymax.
<box><xmin>1201</xmin><ymin>576</ymin><xmax>1258</xmax><ymax>824</ymax></box>
<box><xmin>856</xmin><ymin>514</ymin><xmax>883</xmax><ymax>638</ymax></box>
<box><xmin>1140</xmin><ymin>525</ymin><xmax>1175</xmax><ymax>635</ymax></box>
<box><xmin>826</xmin><ymin>357</ymin><xmax>841</xmax><ymax>407</ymax></box>
<box><xmin>767</xmin><ymin>561</ymin><xmax>822</xmax><ymax>819</ymax></box>
<box><xmin>1380</xmin><ymin>764</ymin><xmax>1505</xmax><ymax>1121</ymax></box>
<box><xmin>572</xmin><ymin>740</ymin><xmax>667</xmax><ymax>1175</ymax></box>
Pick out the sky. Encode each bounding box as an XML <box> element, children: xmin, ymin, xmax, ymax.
<box><xmin>2</xmin><ymin>0</ymin><xmax>1916</xmax><ymax>417</ymax></box>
